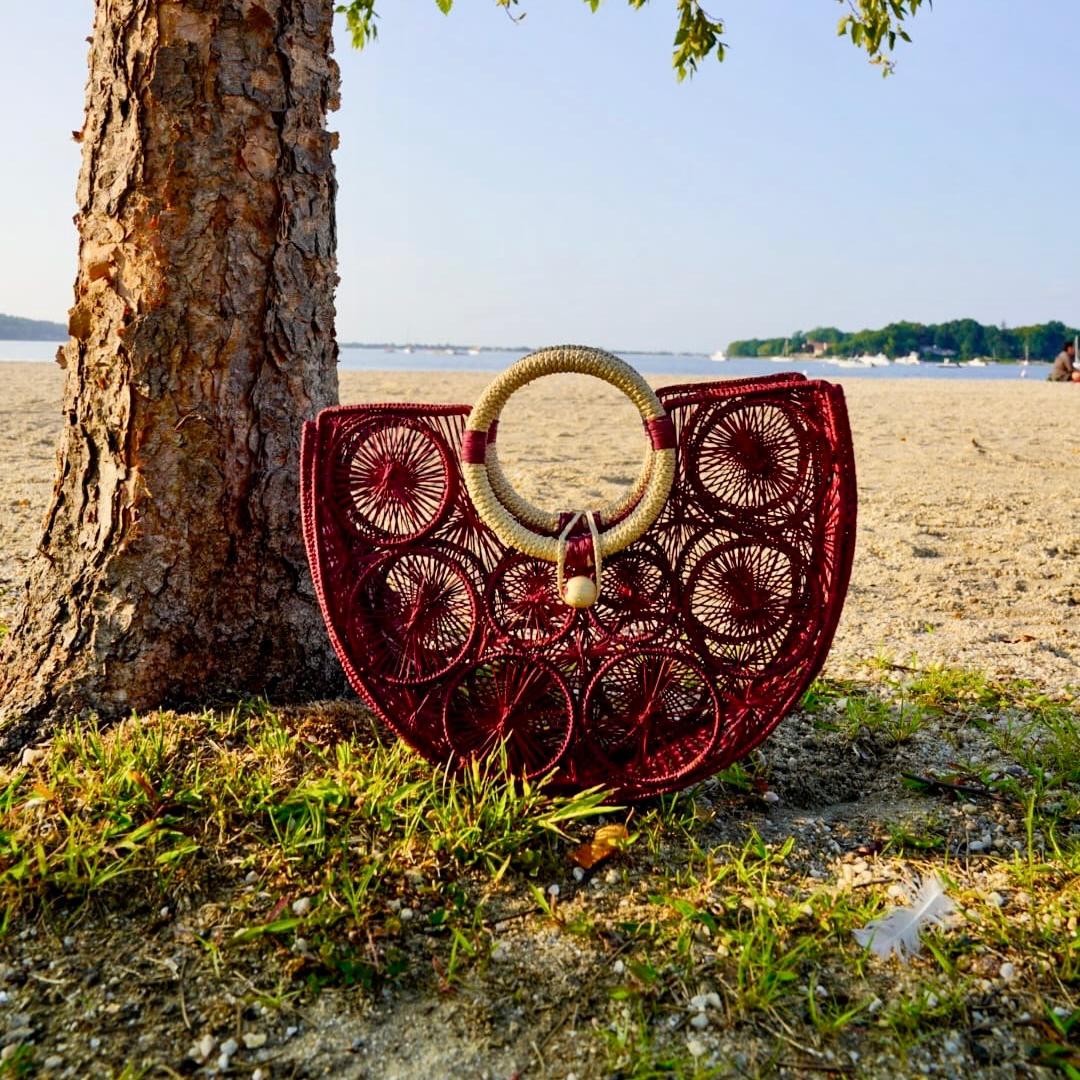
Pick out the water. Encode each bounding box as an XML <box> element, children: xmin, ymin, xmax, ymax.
<box><xmin>0</xmin><ymin>340</ymin><xmax>1046</xmax><ymax>381</ymax></box>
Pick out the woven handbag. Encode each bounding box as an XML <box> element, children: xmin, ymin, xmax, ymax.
<box><xmin>301</xmin><ymin>346</ymin><xmax>857</xmax><ymax>799</ymax></box>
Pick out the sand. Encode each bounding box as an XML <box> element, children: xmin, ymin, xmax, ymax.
<box><xmin>2</xmin><ymin>361</ymin><xmax>1079</xmax><ymax>691</ymax></box>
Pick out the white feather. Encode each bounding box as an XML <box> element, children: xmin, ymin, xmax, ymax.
<box><xmin>852</xmin><ymin>875</ymin><xmax>954</xmax><ymax>963</ymax></box>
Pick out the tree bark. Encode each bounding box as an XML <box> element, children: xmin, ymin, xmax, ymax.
<box><xmin>0</xmin><ymin>0</ymin><xmax>345</xmax><ymax>750</ymax></box>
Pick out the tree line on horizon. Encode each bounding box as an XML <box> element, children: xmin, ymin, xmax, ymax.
<box><xmin>727</xmin><ymin>319</ymin><xmax>1080</xmax><ymax>362</ymax></box>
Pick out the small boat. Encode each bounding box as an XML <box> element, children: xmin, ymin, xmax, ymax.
<box><xmin>709</xmin><ymin>350</ymin><xmax>726</xmax><ymax>362</ymax></box>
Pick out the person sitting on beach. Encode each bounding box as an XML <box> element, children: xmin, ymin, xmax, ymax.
<box><xmin>1049</xmin><ymin>340</ymin><xmax>1080</xmax><ymax>382</ymax></box>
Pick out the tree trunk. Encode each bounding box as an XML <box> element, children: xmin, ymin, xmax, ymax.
<box><xmin>0</xmin><ymin>0</ymin><xmax>345</xmax><ymax>751</ymax></box>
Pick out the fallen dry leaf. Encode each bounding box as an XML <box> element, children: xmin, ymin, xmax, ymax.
<box><xmin>570</xmin><ymin>824</ymin><xmax>630</xmax><ymax>869</ymax></box>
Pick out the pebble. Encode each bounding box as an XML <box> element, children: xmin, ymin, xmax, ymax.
<box><xmin>244</xmin><ymin>871</ymin><xmax>259</xmax><ymax>885</ymax></box>
<box><xmin>220</xmin><ymin>1038</ymin><xmax>239</xmax><ymax>1057</ymax></box>
<box><xmin>686</xmin><ymin>1038</ymin><xmax>707</xmax><ymax>1057</ymax></box>
<box><xmin>612</xmin><ymin>960</ymin><xmax>625</xmax><ymax>975</ymax></box>
<box><xmin>763</xmin><ymin>790</ymin><xmax>780</xmax><ymax>803</ymax></box>
<box><xmin>291</xmin><ymin>897</ymin><xmax>312</xmax><ymax>916</ymax></box>
<box><xmin>1000</xmin><ymin>962</ymin><xmax>1016</xmax><ymax>981</ymax></box>
<box><xmin>400</xmin><ymin>908</ymin><xmax>414</xmax><ymax>922</ymax></box>
<box><xmin>195</xmin><ymin>1034</ymin><xmax>216</xmax><ymax>1061</ymax></box>
<box><xmin>44</xmin><ymin>1056</ymin><xmax>62</xmax><ymax>1070</ymax></box>
<box><xmin>689</xmin><ymin>1012</ymin><xmax>709</xmax><ymax>1029</ymax></box>
<box><xmin>243</xmin><ymin>1032</ymin><xmax>268</xmax><ymax>1049</ymax></box>
<box><xmin>253</xmin><ymin>1072</ymin><xmax>266</xmax><ymax>1080</ymax></box>
<box><xmin>490</xmin><ymin>945</ymin><xmax>509</xmax><ymax>963</ymax></box>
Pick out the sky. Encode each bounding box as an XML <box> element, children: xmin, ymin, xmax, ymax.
<box><xmin>1</xmin><ymin>0</ymin><xmax>1078</xmax><ymax>354</ymax></box>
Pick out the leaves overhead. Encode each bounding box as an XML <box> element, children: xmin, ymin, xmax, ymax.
<box><xmin>337</xmin><ymin>0</ymin><xmax>928</xmax><ymax>80</ymax></box>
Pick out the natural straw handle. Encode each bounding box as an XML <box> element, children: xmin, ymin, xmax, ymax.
<box><xmin>461</xmin><ymin>345</ymin><xmax>677</xmax><ymax>563</ymax></box>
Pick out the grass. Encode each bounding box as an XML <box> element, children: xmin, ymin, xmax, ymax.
<box><xmin>0</xmin><ymin>666</ymin><xmax>1076</xmax><ymax>1077</ymax></box>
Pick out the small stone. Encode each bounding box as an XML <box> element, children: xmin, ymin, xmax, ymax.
<box><xmin>243</xmin><ymin>1032</ymin><xmax>268</xmax><ymax>1049</ymax></box>
<box><xmin>62</xmin><ymin>936</ymin><xmax>76</xmax><ymax>949</ymax></box>
<box><xmin>217</xmin><ymin>1052</ymin><xmax>232</xmax><ymax>1071</ymax></box>
<box><xmin>0</xmin><ymin>1047</ymin><xmax>15</xmax><ymax>1063</ymax></box>
<box><xmin>285</xmin><ymin>1026</ymin><xmax>299</xmax><ymax>1038</ymax></box>
<box><xmin>196</xmin><ymin>1034</ymin><xmax>216</xmax><ymax>1061</ymax></box>
<box><xmin>253</xmin><ymin>1072</ymin><xmax>266</xmax><ymax>1080</ymax></box>
<box><xmin>220</xmin><ymin>1038</ymin><xmax>239</xmax><ymax>1057</ymax></box>
<box><xmin>1000</xmin><ymin>962</ymin><xmax>1016</xmax><ymax>981</ymax></box>
<box><xmin>294</xmin><ymin>938</ymin><xmax>309</xmax><ymax>955</ymax></box>
<box><xmin>89</xmin><ymin>1037</ymin><xmax>101</xmax><ymax>1050</ymax></box>
<box><xmin>686</xmin><ymin>1038</ymin><xmax>707</xmax><ymax>1058</ymax></box>
<box><xmin>291</xmin><ymin>897</ymin><xmax>312</xmax><ymax>917</ymax></box>
<box><xmin>44</xmin><ymin>1056</ymin><xmax>63</xmax><ymax>1070</ymax></box>
<box><xmin>762</xmin><ymin>790</ymin><xmax>780</xmax><ymax>803</ymax></box>
<box><xmin>490</xmin><ymin>945</ymin><xmax>509</xmax><ymax>963</ymax></box>
<box><xmin>400</xmin><ymin>908</ymin><xmax>414</xmax><ymax>922</ymax></box>
<box><xmin>689</xmin><ymin>1012</ymin><xmax>709</xmax><ymax>1030</ymax></box>
<box><xmin>159</xmin><ymin>906</ymin><xmax>170</xmax><ymax>919</ymax></box>
<box><xmin>244</xmin><ymin>871</ymin><xmax>259</xmax><ymax>885</ymax></box>
<box><xmin>613</xmin><ymin>959</ymin><xmax>625</xmax><ymax>975</ymax></box>
<box><xmin>705</xmin><ymin>992</ymin><xmax>721</xmax><ymax>1009</ymax></box>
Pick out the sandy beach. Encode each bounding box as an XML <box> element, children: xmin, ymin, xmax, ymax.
<box><xmin>2</xmin><ymin>359</ymin><xmax>1080</xmax><ymax>1079</ymax></box>
<box><xmin>3</xmin><ymin>361</ymin><xmax>1078</xmax><ymax>691</ymax></box>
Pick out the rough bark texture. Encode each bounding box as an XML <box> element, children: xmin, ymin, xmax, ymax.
<box><xmin>0</xmin><ymin>0</ymin><xmax>345</xmax><ymax>749</ymax></box>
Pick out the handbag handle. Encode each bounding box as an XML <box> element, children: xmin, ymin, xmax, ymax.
<box><xmin>461</xmin><ymin>345</ymin><xmax>677</xmax><ymax>564</ymax></box>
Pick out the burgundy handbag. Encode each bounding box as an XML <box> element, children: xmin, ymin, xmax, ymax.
<box><xmin>301</xmin><ymin>346</ymin><xmax>857</xmax><ymax>798</ymax></box>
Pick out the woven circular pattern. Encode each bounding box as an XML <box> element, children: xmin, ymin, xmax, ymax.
<box><xmin>331</xmin><ymin>417</ymin><xmax>454</xmax><ymax>544</ymax></box>
<box><xmin>346</xmin><ymin>546</ymin><xmax>478</xmax><ymax>684</ymax></box>
<box><xmin>302</xmin><ymin>369</ymin><xmax>858</xmax><ymax>799</ymax></box>
<box><xmin>443</xmin><ymin>654</ymin><xmax>574</xmax><ymax>778</ymax></box>
<box><xmin>685</xmin><ymin>539</ymin><xmax>815</xmax><ymax>676</ymax></box>
<box><xmin>461</xmin><ymin>346</ymin><xmax>676</xmax><ymax>563</ymax></box>
<box><xmin>485</xmin><ymin>552</ymin><xmax>575</xmax><ymax>648</ymax></box>
<box><xmin>579</xmin><ymin>650</ymin><xmax>720</xmax><ymax>790</ymax></box>
<box><xmin>588</xmin><ymin>541</ymin><xmax>674</xmax><ymax>645</ymax></box>
<box><xmin>687</xmin><ymin>398</ymin><xmax>811</xmax><ymax>516</ymax></box>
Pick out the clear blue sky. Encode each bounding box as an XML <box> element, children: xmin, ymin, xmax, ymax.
<box><xmin>1</xmin><ymin>0</ymin><xmax>1077</xmax><ymax>353</ymax></box>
